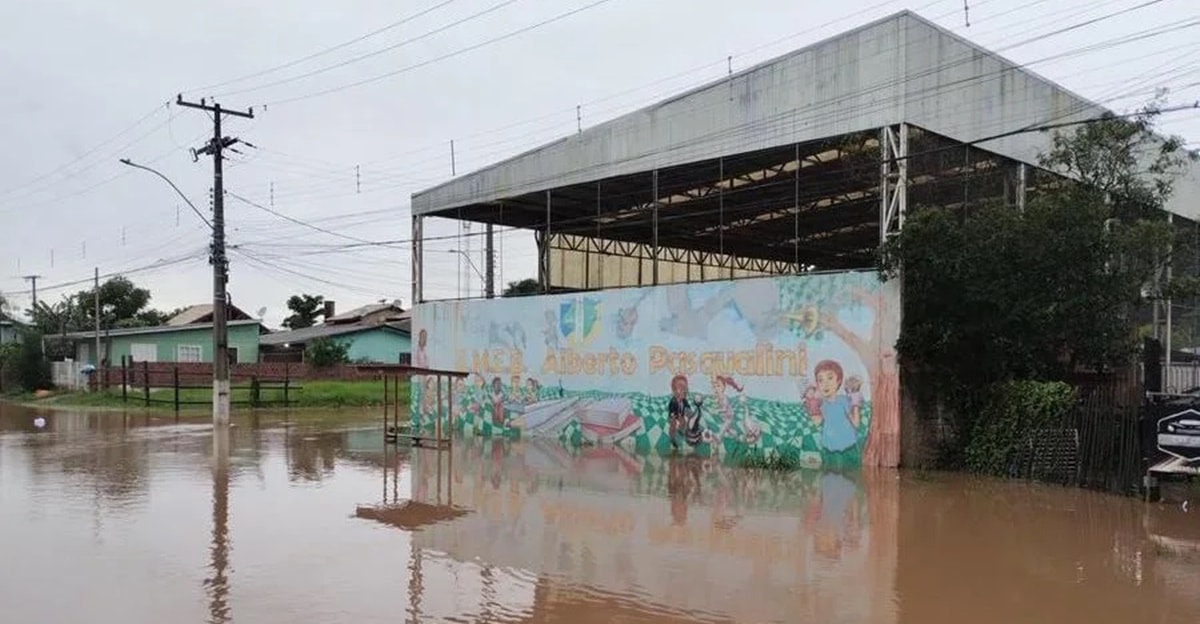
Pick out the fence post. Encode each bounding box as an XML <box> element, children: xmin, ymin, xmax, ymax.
<box><xmin>121</xmin><ymin>357</ymin><xmax>128</xmax><ymax>403</ymax></box>
<box><xmin>250</xmin><ymin>375</ymin><xmax>260</xmax><ymax>408</ymax></box>
<box><xmin>174</xmin><ymin>367</ymin><xmax>180</xmax><ymax>413</ymax></box>
<box><xmin>143</xmin><ymin>360</ymin><xmax>150</xmax><ymax>407</ymax></box>
<box><xmin>284</xmin><ymin>376</ymin><xmax>290</xmax><ymax>406</ymax></box>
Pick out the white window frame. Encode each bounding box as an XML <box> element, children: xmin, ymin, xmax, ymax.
<box><xmin>130</xmin><ymin>343</ymin><xmax>158</xmax><ymax>362</ymax></box>
<box><xmin>176</xmin><ymin>344</ymin><xmax>203</xmax><ymax>363</ymax></box>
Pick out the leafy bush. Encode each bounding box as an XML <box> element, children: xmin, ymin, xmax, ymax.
<box><xmin>305</xmin><ymin>337</ymin><xmax>349</xmax><ymax>368</ymax></box>
<box><xmin>964</xmin><ymin>380</ymin><xmax>1077</xmax><ymax>476</ymax></box>
<box><xmin>732</xmin><ymin>446</ymin><xmax>802</xmax><ymax>471</ymax></box>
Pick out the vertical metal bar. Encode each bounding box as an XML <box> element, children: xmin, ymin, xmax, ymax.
<box><xmin>898</xmin><ymin>123</ymin><xmax>909</xmax><ymax>230</ymax></box>
<box><xmin>412</xmin><ymin>215</ymin><xmax>424</xmax><ymax>305</ymax></box>
<box><xmin>879</xmin><ymin>127</ymin><xmax>892</xmax><ymax>243</ymax></box>
<box><xmin>1166</xmin><ymin>213</ymin><xmax>1174</xmax><ymax>388</ymax></box>
<box><xmin>794</xmin><ymin>143</ymin><xmax>801</xmax><ymax>271</ymax></box>
<box><xmin>1017</xmin><ymin>163</ymin><xmax>1027</xmax><ymax>213</ymax></box>
<box><xmin>652</xmin><ymin>169</ymin><xmax>660</xmax><ymax>286</ymax></box>
<box><xmin>543</xmin><ymin>190</ymin><xmax>552</xmax><ymax>293</ymax></box>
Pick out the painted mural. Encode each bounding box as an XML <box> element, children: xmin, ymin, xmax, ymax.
<box><xmin>411</xmin><ymin>271</ymin><xmax>901</xmax><ymax>468</ymax></box>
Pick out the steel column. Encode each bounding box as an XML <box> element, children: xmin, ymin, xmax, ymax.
<box><xmin>652</xmin><ymin>169</ymin><xmax>660</xmax><ymax>286</ymax></box>
<box><xmin>412</xmin><ymin>215</ymin><xmax>424</xmax><ymax>305</ymax></box>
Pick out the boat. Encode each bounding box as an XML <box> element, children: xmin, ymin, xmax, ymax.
<box><xmin>574</xmin><ymin>397</ymin><xmax>642</xmax><ymax>445</ymax></box>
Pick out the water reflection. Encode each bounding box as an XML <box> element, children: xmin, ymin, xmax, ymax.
<box><xmin>1</xmin><ymin>402</ymin><xmax>1199</xmax><ymax>623</ymax></box>
<box><xmin>404</xmin><ymin>438</ymin><xmax>896</xmax><ymax>623</ymax></box>
<box><xmin>207</xmin><ymin>426</ymin><xmax>231</xmax><ymax>624</ymax></box>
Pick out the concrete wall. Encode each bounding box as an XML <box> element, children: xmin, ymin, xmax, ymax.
<box><xmin>412</xmin><ymin>271</ymin><xmax>901</xmax><ymax>468</ymax></box>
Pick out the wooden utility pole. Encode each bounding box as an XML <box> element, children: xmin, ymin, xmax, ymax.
<box><xmin>93</xmin><ymin>268</ymin><xmax>100</xmax><ymax>368</ymax></box>
<box><xmin>21</xmin><ymin>275</ymin><xmax>41</xmax><ymax>307</ymax></box>
<box><xmin>176</xmin><ymin>95</ymin><xmax>254</xmax><ymax>426</ymax></box>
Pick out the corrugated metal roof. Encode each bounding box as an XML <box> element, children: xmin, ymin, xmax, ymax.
<box><xmin>260</xmin><ymin>322</ymin><xmax>409</xmax><ymax>346</ymax></box>
<box><xmin>61</xmin><ymin>319</ymin><xmax>263</xmax><ymax>340</ymax></box>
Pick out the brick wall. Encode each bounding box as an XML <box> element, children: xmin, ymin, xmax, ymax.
<box><xmin>100</xmin><ymin>361</ymin><xmax>382</xmax><ymax>388</ymax></box>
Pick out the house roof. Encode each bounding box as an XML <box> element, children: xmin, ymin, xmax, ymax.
<box><xmin>326</xmin><ymin>301</ymin><xmax>406</xmax><ymax>324</ymax></box>
<box><xmin>61</xmin><ymin>319</ymin><xmax>263</xmax><ymax>340</ymax></box>
<box><xmin>166</xmin><ymin>303</ymin><xmax>253</xmax><ymax>326</ymax></box>
<box><xmin>259</xmin><ymin>322</ymin><xmax>410</xmax><ymax>347</ymax></box>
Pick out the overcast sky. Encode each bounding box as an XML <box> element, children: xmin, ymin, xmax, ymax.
<box><xmin>1</xmin><ymin>0</ymin><xmax>1198</xmax><ymax>328</ymax></box>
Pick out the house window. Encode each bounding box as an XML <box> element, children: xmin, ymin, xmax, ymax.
<box><xmin>176</xmin><ymin>345</ymin><xmax>202</xmax><ymax>363</ymax></box>
<box><xmin>131</xmin><ymin>343</ymin><xmax>158</xmax><ymax>362</ymax></box>
<box><xmin>228</xmin><ymin>347</ymin><xmax>239</xmax><ymax>364</ymax></box>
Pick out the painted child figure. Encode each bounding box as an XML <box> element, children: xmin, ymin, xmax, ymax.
<box><xmin>666</xmin><ymin>375</ymin><xmax>705</xmax><ymax>450</ymax></box>
<box><xmin>807</xmin><ymin>360</ymin><xmax>862</xmax><ymax>454</ymax></box>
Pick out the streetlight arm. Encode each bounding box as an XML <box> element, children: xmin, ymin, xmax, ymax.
<box><xmin>119</xmin><ymin>158</ymin><xmax>212</xmax><ymax>230</ymax></box>
<box><xmin>447</xmin><ymin>249</ymin><xmax>486</xmax><ymax>284</ymax></box>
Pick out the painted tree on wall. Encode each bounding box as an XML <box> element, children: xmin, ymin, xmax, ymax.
<box><xmin>776</xmin><ymin>272</ymin><xmax>899</xmax><ymax>468</ymax></box>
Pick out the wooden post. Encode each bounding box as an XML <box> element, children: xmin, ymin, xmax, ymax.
<box><xmin>250</xmin><ymin>375</ymin><xmax>260</xmax><ymax>408</ymax></box>
<box><xmin>173</xmin><ymin>367</ymin><xmax>180</xmax><ymax>413</ymax></box>
<box><xmin>447</xmin><ymin>375</ymin><xmax>454</xmax><ymax>448</ymax></box>
<box><xmin>143</xmin><ymin>360</ymin><xmax>150</xmax><ymax>407</ymax></box>
<box><xmin>383</xmin><ymin>373</ymin><xmax>389</xmax><ymax>437</ymax></box>
<box><xmin>283</xmin><ymin>376</ymin><xmax>290</xmax><ymax>407</ymax></box>
<box><xmin>121</xmin><ymin>356</ymin><xmax>128</xmax><ymax>403</ymax></box>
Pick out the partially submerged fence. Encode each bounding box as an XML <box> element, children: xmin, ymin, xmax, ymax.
<box><xmin>116</xmin><ymin>357</ymin><xmax>301</xmax><ymax>411</ymax></box>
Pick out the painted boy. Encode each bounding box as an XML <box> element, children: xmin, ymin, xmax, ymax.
<box><xmin>807</xmin><ymin>360</ymin><xmax>862</xmax><ymax>455</ymax></box>
<box><xmin>666</xmin><ymin>374</ymin><xmax>705</xmax><ymax>450</ymax></box>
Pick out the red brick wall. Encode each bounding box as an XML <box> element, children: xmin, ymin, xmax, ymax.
<box><xmin>100</xmin><ymin>361</ymin><xmax>381</xmax><ymax>388</ymax></box>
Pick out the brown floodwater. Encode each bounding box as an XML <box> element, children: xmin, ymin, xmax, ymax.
<box><xmin>1</xmin><ymin>402</ymin><xmax>1198</xmax><ymax>624</ymax></box>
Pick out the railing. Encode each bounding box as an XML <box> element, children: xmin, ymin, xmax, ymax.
<box><xmin>117</xmin><ymin>358</ymin><xmax>300</xmax><ymax>411</ymax></box>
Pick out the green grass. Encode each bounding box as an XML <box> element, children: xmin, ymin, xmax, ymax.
<box><xmin>16</xmin><ymin>379</ymin><xmax>410</xmax><ymax>411</ymax></box>
<box><xmin>732</xmin><ymin>447</ymin><xmax>802</xmax><ymax>471</ymax></box>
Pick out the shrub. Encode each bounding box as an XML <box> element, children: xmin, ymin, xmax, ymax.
<box><xmin>964</xmin><ymin>380</ymin><xmax>1077</xmax><ymax>476</ymax></box>
<box><xmin>305</xmin><ymin>337</ymin><xmax>349</xmax><ymax>368</ymax></box>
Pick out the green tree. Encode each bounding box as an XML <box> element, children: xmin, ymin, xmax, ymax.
<box><xmin>283</xmin><ymin>294</ymin><xmax>326</xmax><ymax>329</ymax></box>
<box><xmin>305</xmin><ymin>337</ymin><xmax>349</xmax><ymax>368</ymax></box>
<box><xmin>67</xmin><ymin>276</ymin><xmax>158</xmax><ymax>329</ymax></box>
<box><xmin>880</xmin><ymin>103</ymin><xmax>1195</xmax><ymax>452</ymax></box>
<box><xmin>502</xmin><ymin>278</ymin><xmax>541</xmax><ymax>297</ymax></box>
<box><xmin>11</xmin><ymin>330</ymin><xmax>51</xmax><ymax>391</ymax></box>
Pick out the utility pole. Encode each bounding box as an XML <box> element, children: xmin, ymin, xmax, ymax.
<box><xmin>94</xmin><ymin>268</ymin><xmax>100</xmax><ymax>368</ymax></box>
<box><xmin>22</xmin><ymin>275</ymin><xmax>41</xmax><ymax>307</ymax></box>
<box><xmin>176</xmin><ymin>95</ymin><xmax>254</xmax><ymax>427</ymax></box>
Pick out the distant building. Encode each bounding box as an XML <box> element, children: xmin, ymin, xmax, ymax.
<box><xmin>59</xmin><ymin>302</ymin><xmax>264</xmax><ymax>365</ymax></box>
<box><xmin>261</xmin><ymin>300</ymin><xmax>411</xmax><ymax>363</ymax></box>
<box><xmin>0</xmin><ymin>318</ymin><xmax>22</xmax><ymax>346</ymax></box>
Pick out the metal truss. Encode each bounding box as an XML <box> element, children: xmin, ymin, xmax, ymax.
<box><xmin>879</xmin><ymin>123</ymin><xmax>909</xmax><ymax>243</ymax></box>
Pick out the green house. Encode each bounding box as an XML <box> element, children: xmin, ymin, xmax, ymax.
<box><xmin>62</xmin><ymin>320</ymin><xmax>265</xmax><ymax>366</ymax></box>
<box><xmin>259</xmin><ymin>322</ymin><xmax>411</xmax><ymax>363</ymax></box>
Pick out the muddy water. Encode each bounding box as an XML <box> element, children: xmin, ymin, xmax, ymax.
<box><xmin>1</xmin><ymin>403</ymin><xmax>1198</xmax><ymax>624</ymax></box>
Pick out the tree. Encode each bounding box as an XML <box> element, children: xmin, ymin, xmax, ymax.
<box><xmin>65</xmin><ymin>276</ymin><xmax>158</xmax><ymax>329</ymax></box>
<box><xmin>502</xmin><ymin>278</ymin><xmax>541</xmax><ymax>297</ymax></box>
<box><xmin>305</xmin><ymin>337</ymin><xmax>349</xmax><ymax>368</ymax></box>
<box><xmin>879</xmin><ymin>103</ymin><xmax>1195</xmax><ymax>446</ymax></box>
<box><xmin>283</xmin><ymin>294</ymin><xmax>325</xmax><ymax>329</ymax></box>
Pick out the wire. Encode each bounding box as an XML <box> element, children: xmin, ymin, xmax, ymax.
<box><xmin>3</xmin><ymin>250</ymin><xmax>209</xmax><ymax>298</ymax></box>
<box><xmin>218</xmin><ymin>0</ymin><xmax>525</xmax><ymax>98</ymax></box>
<box><xmin>265</xmin><ymin>0</ymin><xmax>620</xmax><ymax>106</ymax></box>
<box><xmin>188</xmin><ymin>0</ymin><xmax>463</xmax><ymax>94</ymax></box>
<box><xmin>225</xmin><ymin>190</ymin><xmax>401</xmax><ymax>248</ymax></box>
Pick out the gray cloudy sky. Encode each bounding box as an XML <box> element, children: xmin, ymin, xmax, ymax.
<box><xmin>1</xmin><ymin>0</ymin><xmax>1197</xmax><ymax>328</ymax></box>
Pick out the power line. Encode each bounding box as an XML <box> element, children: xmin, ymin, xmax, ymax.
<box><xmin>218</xmin><ymin>0</ymin><xmax>524</xmax><ymax>98</ymax></box>
<box><xmin>265</xmin><ymin>0</ymin><xmax>620</xmax><ymax>106</ymax></box>
<box><xmin>225</xmin><ymin>190</ymin><xmax>400</xmax><ymax>248</ymax></box>
<box><xmin>188</xmin><ymin>0</ymin><xmax>463</xmax><ymax>93</ymax></box>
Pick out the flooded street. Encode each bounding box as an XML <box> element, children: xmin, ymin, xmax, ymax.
<box><xmin>2</xmin><ymin>402</ymin><xmax>1199</xmax><ymax>623</ymax></box>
